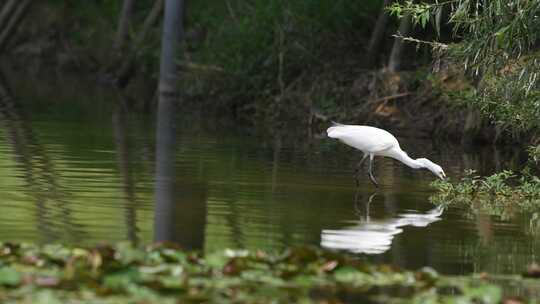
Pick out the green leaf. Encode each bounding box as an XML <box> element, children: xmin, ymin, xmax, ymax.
<box><xmin>0</xmin><ymin>266</ymin><xmax>22</xmax><ymax>286</ymax></box>
<box><xmin>30</xmin><ymin>290</ymin><xmax>64</xmax><ymax>304</ymax></box>
<box><xmin>103</xmin><ymin>267</ymin><xmax>141</xmax><ymax>290</ymax></box>
<box><xmin>420</xmin><ymin>12</ymin><xmax>429</xmax><ymax>28</ymax></box>
<box><xmin>463</xmin><ymin>284</ymin><xmax>502</xmax><ymax>303</ymax></box>
<box><xmin>434</xmin><ymin>6</ymin><xmax>442</xmax><ymax>37</ymax></box>
<box><xmin>495</xmin><ymin>25</ymin><xmax>510</xmax><ymax>46</ymax></box>
<box><xmin>205</xmin><ymin>251</ymin><xmax>230</xmax><ymax>269</ymax></box>
<box><xmin>114</xmin><ymin>242</ymin><xmax>145</xmax><ymax>265</ymax></box>
<box><xmin>160</xmin><ymin>248</ymin><xmax>187</xmax><ymax>263</ymax></box>
<box><xmin>334</xmin><ymin>267</ymin><xmax>370</xmax><ymax>285</ymax></box>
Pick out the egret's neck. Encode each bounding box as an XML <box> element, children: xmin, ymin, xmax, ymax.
<box><xmin>393</xmin><ymin>149</ymin><xmax>423</xmax><ymax>169</ymax></box>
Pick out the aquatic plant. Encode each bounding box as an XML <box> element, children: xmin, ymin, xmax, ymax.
<box><xmin>0</xmin><ymin>242</ymin><xmax>525</xmax><ymax>303</ymax></box>
<box><xmin>430</xmin><ymin>168</ymin><xmax>540</xmax><ymax>219</ymax></box>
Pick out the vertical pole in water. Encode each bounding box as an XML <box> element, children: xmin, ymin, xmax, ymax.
<box><xmin>154</xmin><ymin>0</ymin><xmax>184</xmax><ymax>242</ymax></box>
<box><xmin>158</xmin><ymin>0</ymin><xmax>183</xmax><ymax>95</ymax></box>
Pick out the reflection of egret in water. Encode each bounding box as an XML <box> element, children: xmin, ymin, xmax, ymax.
<box><xmin>321</xmin><ymin>192</ymin><xmax>444</xmax><ymax>254</ymax></box>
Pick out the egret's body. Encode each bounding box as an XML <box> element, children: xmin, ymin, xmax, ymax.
<box><xmin>327</xmin><ymin>123</ymin><xmax>445</xmax><ymax>186</ymax></box>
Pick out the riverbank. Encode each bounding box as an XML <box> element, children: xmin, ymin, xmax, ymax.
<box><xmin>6</xmin><ymin>46</ymin><xmax>515</xmax><ymax>146</ymax></box>
<box><xmin>7</xmin><ymin>2</ymin><xmax>538</xmax><ymax>146</ymax></box>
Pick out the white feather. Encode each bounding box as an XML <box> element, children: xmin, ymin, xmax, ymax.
<box><xmin>327</xmin><ymin>123</ymin><xmax>446</xmax><ymax>182</ymax></box>
<box><xmin>327</xmin><ymin>125</ymin><xmax>399</xmax><ymax>154</ymax></box>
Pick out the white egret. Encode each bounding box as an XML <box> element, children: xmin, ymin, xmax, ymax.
<box><xmin>327</xmin><ymin>122</ymin><xmax>446</xmax><ymax>186</ymax></box>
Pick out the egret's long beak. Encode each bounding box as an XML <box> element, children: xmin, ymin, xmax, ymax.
<box><xmin>440</xmin><ymin>172</ymin><xmax>447</xmax><ymax>180</ymax></box>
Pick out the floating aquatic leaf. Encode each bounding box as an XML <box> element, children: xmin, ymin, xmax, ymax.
<box><xmin>156</xmin><ymin>275</ymin><xmax>185</xmax><ymax>290</ymax></box>
<box><xmin>503</xmin><ymin>296</ymin><xmax>525</xmax><ymax>304</ymax></box>
<box><xmin>223</xmin><ymin>258</ymin><xmax>244</xmax><ymax>276</ymax></box>
<box><xmin>205</xmin><ymin>251</ymin><xmax>230</xmax><ymax>269</ymax></box>
<box><xmin>415</xmin><ymin>267</ymin><xmax>438</xmax><ymax>287</ymax></box>
<box><xmin>159</xmin><ymin>248</ymin><xmax>187</xmax><ymax>264</ymax></box>
<box><xmin>224</xmin><ymin>249</ymin><xmax>249</xmax><ymax>258</ymax></box>
<box><xmin>139</xmin><ymin>264</ymin><xmax>174</xmax><ymax>275</ymax></box>
<box><xmin>0</xmin><ymin>243</ymin><xmax>534</xmax><ymax>302</ymax></box>
<box><xmin>103</xmin><ymin>267</ymin><xmax>141</xmax><ymax>291</ymax></box>
<box><xmin>30</xmin><ymin>290</ymin><xmax>64</xmax><ymax>304</ymax></box>
<box><xmin>114</xmin><ymin>242</ymin><xmax>145</xmax><ymax>265</ymax></box>
<box><xmin>523</xmin><ymin>263</ymin><xmax>540</xmax><ymax>278</ymax></box>
<box><xmin>0</xmin><ymin>266</ymin><xmax>21</xmax><ymax>286</ymax></box>
<box><xmin>463</xmin><ymin>284</ymin><xmax>502</xmax><ymax>304</ymax></box>
<box><xmin>35</xmin><ymin>276</ymin><xmax>61</xmax><ymax>288</ymax></box>
<box><xmin>320</xmin><ymin>260</ymin><xmax>338</xmax><ymax>273</ymax></box>
<box><xmin>334</xmin><ymin>266</ymin><xmax>371</xmax><ymax>285</ymax></box>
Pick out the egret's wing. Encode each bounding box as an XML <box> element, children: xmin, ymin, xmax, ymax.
<box><xmin>327</xmin><ymin>125</ymin><xmax>398</xmax><ymax>153</ymax></box>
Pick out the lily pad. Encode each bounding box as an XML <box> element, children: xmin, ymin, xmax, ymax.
<box><xmin>0</xmin><ymin>266</ymin><xmax>21</xmax><ymax>286</ymax></box>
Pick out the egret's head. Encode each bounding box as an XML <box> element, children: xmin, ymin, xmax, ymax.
<box><xmin>417</xmin><ymin>158</ymin><xmax>446</xmax><ymax>180</ymax></box>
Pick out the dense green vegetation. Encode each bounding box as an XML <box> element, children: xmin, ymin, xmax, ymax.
<box><xmin>11</xmin><ymin>1</ymin><xmax>429</xmax><ymax>125</ymax></box>
<box><xmin>9</xmin><ymin>0</ymin><xmax>536</xmax><ymax>143</ymax></box>
<box><xmin>431</xmin><ymin>169</ymin><xmax>540</xmax><ymax>217</ymax></box>
<box><xmin>1</xmin><ymin>242</ymin><xmax>538</xmax><ymax>303</ymax></box>
<box><xmin>430</xmin><ymin>144</ymin><xmax>540</xmax><ymax>218</ymax></box>
<box><xmin>390</xmin><ymin>0</ymin><xmax>540</xmax><ymax>132</ymax></box>
<box><xmin>2</xmin><ymin>1</ymin><xmax>536</xmax><ymax>139</ymax></box>
<box><xmin>387</xmin><ymin>0</ymin><xmax>540</xmax><ymax>229</ymax></box>
<box><xmin>187</xmin><ymin>3</ymin><xmax>375</xmax><ymax>77</ymax></box>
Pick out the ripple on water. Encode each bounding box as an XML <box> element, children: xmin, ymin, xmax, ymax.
<box><xmin>0</xmin><ymin>111</ymin><xmax>536</xmax><ymax>275</ymax></box>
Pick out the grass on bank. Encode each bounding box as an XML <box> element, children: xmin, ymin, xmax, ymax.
<box><xmin>431</xmin><ymin>169</ymin><xmax>540</xmax><ymax>220</ymax></box>
<box><xmin>430</xmin><ymin>145</ymin><xmax>540</xmax><ymax>219</ymax></box>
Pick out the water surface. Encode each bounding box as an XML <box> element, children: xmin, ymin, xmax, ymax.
<box><xmin>0</xmin><ymin>74</ymin><xmax>537</xmax><ymax>277</ymax></box>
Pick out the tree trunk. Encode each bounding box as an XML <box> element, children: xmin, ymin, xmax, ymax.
<box><xmin>388</xmin><ymin>12</ymin><xmax>411</xmax><ymax>72</ymax></box>
<box><xmin>114</xmin><ymin>0</ymin><xmax>136</xmax><ymax>53</ymax></box>
<box><xmin>365</xmin><ymin>0</ymin><xmax>391</xmax><ymax>68</ymax></box>
<box><xmin>154</xmin><ymin>0</ymin><xmax>185</xmax><ymax>243</ymax></box>
<box><xmin>158</xmin><ymin>0</ymin><xmax>184</xmax><ymax>94</ymax></box>
<box><xmin>153</xmin><ymin>93</ymin><xmax>178</xmax><ymax>243</ymax></box>
<box><xmin>0</xmin><ymin>0</ymin><xmax>18</xmax><ymax>30</ymax></box>
<box><xmin>116</xmin><ymin>0</ymin><xmax>163</xmax><ymax>88</ymax></box>
<box><xmin>0</xmin><ymin>0</ymin><xmax>32</xmax><ymax>53</ymax></box>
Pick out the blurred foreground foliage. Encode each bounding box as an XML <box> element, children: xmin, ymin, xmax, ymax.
<box><xmin>0</xmin><ymin>242</ymin><xmax>533</xmax><ymax>303</ymax></box>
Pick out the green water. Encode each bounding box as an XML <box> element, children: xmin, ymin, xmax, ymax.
<box><xmin>0</xmin><ymin>75</ymin><xmax>537</xmax><ymax>277</ymax></box>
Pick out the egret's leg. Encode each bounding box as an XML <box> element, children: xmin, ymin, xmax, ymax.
<box><xmin>367</xmin><ymin>154</ymin><xmax>379</xmax><ymax>187</ymax></box>
<box><xmin>354</xmin><ymin>191</ymin><xmax>377</xmax><ymax>221</ymax></box>
<box><xmin>355</xmin><ymin>154</ymin><xmax>368</xmax><ymax>186</ymax></box>
<box><xmin>358</xmin><ymin>153</ymin><xmax>368</xmax><ymax>168</ymax></box>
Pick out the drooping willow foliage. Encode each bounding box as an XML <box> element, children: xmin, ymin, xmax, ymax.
<box><xmin>389</xmin><ymin>0</ymin><xmax>540</xmax><ymax>131</ymax></box>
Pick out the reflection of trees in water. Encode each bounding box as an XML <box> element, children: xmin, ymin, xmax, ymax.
<box><xmin>153</xmin><ymin>95</ymin><xmax>207</xmax><ymax>249</ymax></box>
<box><xmin>0</xmin><ymin>67</ymin><xmax>83</xmax><ymax>243</ymax></box>
<box><xmin>112</xmin><ymin>102</ymin><xmax>140</xmax><ymax>245</ymax></box>
<box><xmin>223</xmin><ymin>190</ymin><xmax>244</xmax><ymax>249</ymax></box>
<box><xmin>158</xmin><ymin>181</ymin><xmax>207</xmax><ymax>249</ymax></box>
<box><xmin>270</xmin><ymin>132</ymin><xmax>296</xmax><ymax>247</ymax></box>
<box><xmin>447</xmin><ymin>206</ymin><xmax>540</xmax><ymax>275</ymax></box>
<box><xmin>154</xmin><ymin>94</ymin><xmax>177</xmax><ymax>243</ymax></box>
